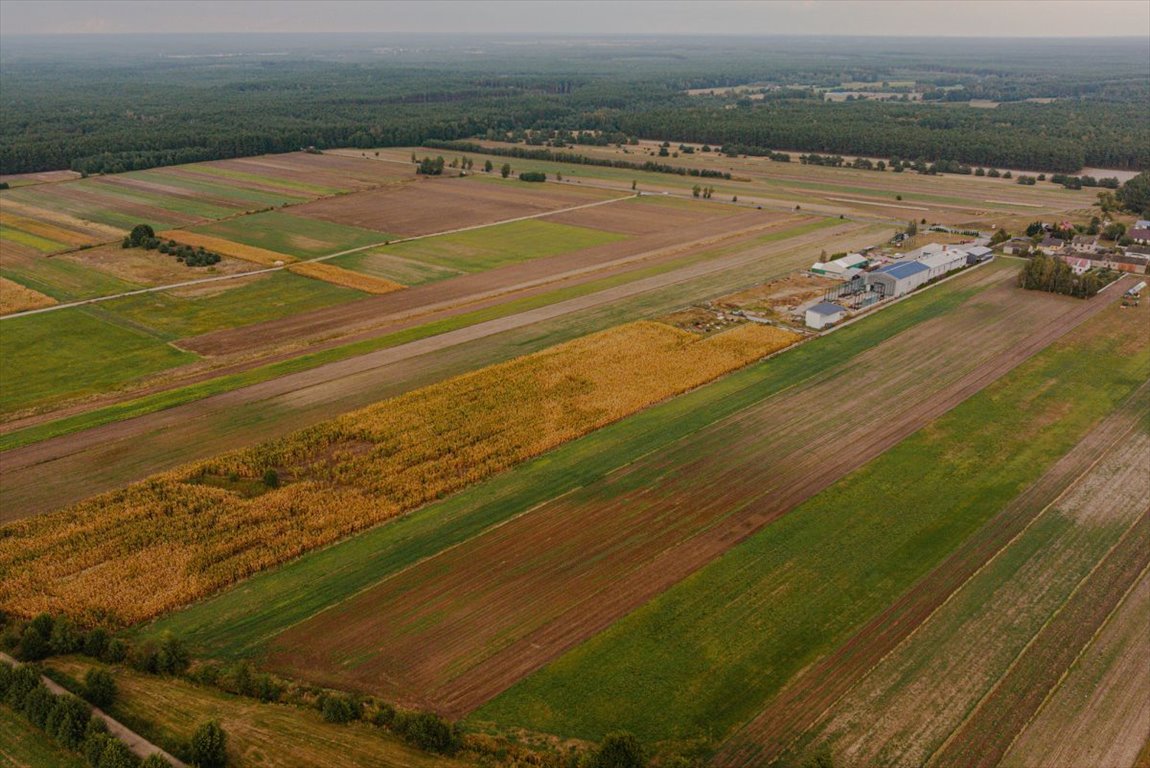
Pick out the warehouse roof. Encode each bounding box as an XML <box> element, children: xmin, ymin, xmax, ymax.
<box><xmin>808</xmin><ymin>302</ymin><xmax>847</xmax><ymax>316</ymax></box>
<box><xmin>873</xmin><ymin>261</ymin><xmax>929</xmax><ymax>279</ymax></box>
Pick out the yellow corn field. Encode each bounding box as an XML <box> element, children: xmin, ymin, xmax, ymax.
<box><xmin>287</xmin><ymin>261</ymin><xmax>404</xmax><ymax>294</ymax></box>
<box><xmin>0</xmin><ymin>321</ymin><xmax>800</xmax><ymax>626</ymax></box>
<box><xmin>0</xmin><ymin>277</ymin><xmax>58</xmax><ymax>315</ymax></box>
<box><xmin>158</xmin><ymin>231</ymin><xmax>297</xmax><ymax>266</ymax></box>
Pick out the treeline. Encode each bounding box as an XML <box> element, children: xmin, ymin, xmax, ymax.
<box><xmin>1</xmin><ymin>45</ymin><xmax>1147</xmax><ymax>176</ymax></box>
<box><xmin>1017</xmin><ymin>254</ymin><xmax>1107</xmax><ymax>298</ymax></box>
<box><xmin>618</xmin><ymin>101</ymin><xmax>1149</xmax><ymax>173</ymax></box>
<box><xmin>424</xmin><ymin>140</ymin><xmax>732</xmax><ymax>179</ymax></box>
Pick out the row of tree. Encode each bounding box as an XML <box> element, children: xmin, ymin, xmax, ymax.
<box><xmin>1017</xmin><ymin>253</ymin><xmax>1106</xmax><ymax>298</ymax></box>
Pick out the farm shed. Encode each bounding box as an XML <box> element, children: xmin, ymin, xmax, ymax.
<box><xmin>1000</xmin><ymin>237</ymin><xmax>1033</xmax><ymax>255</ymax></box>
<box><xmin>917</xmin><ymin>248</ymin><xmax>968</xmax><ymax>279</ymax></box>
<box><xmin>805</xmin><ymin>302</ymin><xmax>848</xmax><ymax>330</ymax></box>
<box><xmin>865</xmin><ymin>260</ymin><xmax>930</xmax><ymax>298</ymax></box>
<box><xmin>965</xmin><ymin>245</ymin><xmax>993</xmax><ymax>264</ymax></box>
<box><xmin>811</xmin><ymin>253</ymin><xmax>868</xmax><ymax>278</ymax></box>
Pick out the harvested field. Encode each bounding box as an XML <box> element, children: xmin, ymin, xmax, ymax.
<box><xmin>287</xmin><ymin>261</ymin><xmax>404</xmax><ymax>294</ymax></box>
<box><xmin>1000</xmin><ymin>567</ymin><xmax>1150</xmax><ymax>768</ymax></box>
<box><xmin>43</xmin><ymin>657</ymin><xmax>466</xmax><ymax>768</ymax></box>
<box><xmin>264</xmin><ymin>270</ymin><xmax>1128</xmax><ymax>718</ymax></box>
<box><xmin>178</xmin><ymin>209</ymin><xmax>798</xmax><ymax>359</ymax></box>
<box><xmin>544</xmin><ymin>194</ymin><xmax>730</xmax><ymax>235</ymax></box>
<box><xmin>138</xmin><ymin>248</ymin><xmax>982</xmax><ymax>658</ymax></box>
<box><xmin>0</xmin><ymin>276</ymin><xmax>57</xmax><ymax>315</ymax></box>
<box><xmin>292</xmin><ymin>175</ymin><xmax>624</xmax><ymax>237</ymax></box>
<box><xmin>715</xmin><ymin>380</ymin><xmax>1150</xmax><ymax>767</ymax></box>
<box><xmin>0</xmin><ymin>217</ymin><xmax>869</xmax><ymax>517</ymax></box>
<box><xmin>158</xmin><ymin>230</ymin><xmax>297</xmax><ymax>266</ymax></box>
<box><xmin>211</xmin><ymin>152</ymin><xmax>414</xmax><ymax>190</ymax></box>
<box><xmin>933</xmin><ymin>509</ymin><xmax>1150</xmax><ymax>768</ymax></box>
<box><xmin>0</xmin><ymin>322</ymin><xmax>797</xmax><ymax>625</ymax></box>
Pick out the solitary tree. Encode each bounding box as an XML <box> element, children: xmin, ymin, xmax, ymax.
<box><xmin>500</xmin><ymin>163</ymin><xmax>511</xmax><ymax>179</ymax></box>
<box><xmin>484</xmin><ymin>159</ymin><xmax>493</xmax><ymax>173</ymax></box>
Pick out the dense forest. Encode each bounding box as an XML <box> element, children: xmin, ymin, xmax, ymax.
<box><xmin>1</xmin><ymin>34</ymin><xmax>1147</xmax><ymax>175</ymax></box>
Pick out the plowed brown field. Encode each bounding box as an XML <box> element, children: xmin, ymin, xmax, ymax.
<box><xmin>265</xmin><ymin>273</ymin><xmax>1125</xmax><ymax>716</ymax></box>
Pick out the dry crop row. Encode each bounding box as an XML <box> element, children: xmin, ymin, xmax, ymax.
<box><xmin>287</xmin><ymin>261</ymin><xmax>404</xmax><ymax>294</ymax></box>
<box><xmin>0</xmin><ymin>321</ymin><xmax>799</xmax><ymax>627</ymax></box>
<box><xmin>0</xmin><ymin>277</ymin><xmax>58</xmax><ymax>315</ymax></box>
<box><xmin>158</xmin><ymin>230</ymin><xmax>297</xmax><ymax>266</ymax></box>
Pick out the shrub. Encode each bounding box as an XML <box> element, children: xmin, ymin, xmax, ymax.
<box><xmin>22</xmin><ymin>683</ymin><xmax>56</xmax><ymax>728</ymax></box>
<box><xmin>83</xmin><ymin>718</ymin><xmax>110</xmax><ymax>766</ymax></box>
<box><xmin>48</xmin><ymin>695</ymin><xmax>91</xmax><ymax>749</ymax></box>
<box><xmin>262</xmin><ymin>469</ymin><xmax>280</xmax><ymax>489</ymax></box>
<box><xmin>590</xmin><ymin>732</ymin><xmax>646</xmax><ymax>768</ymax></box>
<box><xmin>103</xmin><ymin>639</ymin><xmax>128</xmax><ymax>664</ymax></box>
<box><xmin>518</xmin><ymin>171</ymin><xmax>547</xmax><ymax>182</ymax></box>
<box><xmin>393</xmin><ymin>710</ymin><xmax>459</xmax><ymax>754</ymax></box>
<box><xmin>190</xmin><ymin>720</ymin><xmax>228</xmax><ymax>768</ymax></box>
<box><xmin>141</xmin><ymin>755</ymin><xmax>173</xmax><ymax>768</ymax></box>
<box><xmin>368</xmin><ymin>701</ymin><xmax>396</xmax><ymax>727</ymax></box>
<box><xmin>4</xmin><ymin>665</ymin><xmax>41</xmax><ymax>708</ymax></box>
<box><xmin>97</xmin><ymin>738</ymin><xmax>138</xmax><ymax>768</ymax></box>
<box><xmin>319</xmin><ymin>693</ymin><xmax>358</xmax><ymax>724</ymax></box>
<box><xmin>49</xmin><ymin>616</ymin><xmax>84</xmax><ymax>656</ymax></box>
<box><xmin>0</xmin><ymin>662</ymin><xmax>12</xmax><ymax>697</ymax></box>
<box><xmin>84</xmin><ymin>668</ymin><xmax>117</xmax><ymax>708</ymax></box>
<box><xmin>17</xmin><ymin>624</ymin><xmax>50</xmax><ymax>661</ymax></box>
<box><xmin>84</xmin><ymin>628</ymin><xmax>110</xmax><ymax>659</ymax></box>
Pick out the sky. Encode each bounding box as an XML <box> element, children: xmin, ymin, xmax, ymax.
<box><xmin>2</xmin><ymin>0</ymin><xmax>1148</xmax><ymax>37</ymax></box>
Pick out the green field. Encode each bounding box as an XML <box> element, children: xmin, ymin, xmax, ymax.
<box><xmin>0</xmin><ymin>705</ymin><xmax>87</xmax><ymax>768</ymax></box>
<box><xmin>473</xmin><ymin>303</ymin><xmax>1150</xmax><ymax>746</ymax></box>
<box><xmin>367</xmin><ymin>218</ymin><xmax>626</xmax><ymax>273</ymax></box>
<box><xmin>179</xmin><ymin>164</ymin><xmax>343</xmax><ymax>196</ymax></box>
<box><xmin>190</xmin><ymin>211</ymin><xmax>389</xmax><ymax>258</ymax></box>
<box><xmin>97</xmin><ymin>271</ymin><xmax>365</xmax><ymax>340</ymax></box>
<box><xmin>1</xmin><ymin>257</ymin><xmax>139</xmax><ymax>302</ymax></box>
<box><xmin>139</xmin><ymin>268</ymin><xmax>985</xmax><ymax>658</ymax></box>
<box><xmin>0</xmin><ymin>227</ymin><xmax>68</xmax><ymax>253</ymax></box>
<box><xmin>0</xmin><ymin>307</ymin><xmax>196</xmax><ymax>416</ymax></box>
<box><xmin>127</xmin><ymin>169</ymin><xmax>306</xmax><ymax>208</ymax></box>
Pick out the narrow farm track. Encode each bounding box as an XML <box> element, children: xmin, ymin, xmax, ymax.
<box><xmin>931</xmin><ymin>508</ymin><xmax>1150</xmax><ymax>768</ymax></box>
<box><xmin>264</xmin><ymin>275</ymin><xmax>1126</xmax><ymax>716</ymax></box>
<box><xmin>0</xmin><ymin>220</ymin><xmax>873</xmax><ymax>520</ymax></box>
<box><xmin>711</xmin><ymin>380</ymin><xmax>1150</xmax><ymax>767</ymax></box>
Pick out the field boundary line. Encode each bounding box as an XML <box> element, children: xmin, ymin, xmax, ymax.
<box><xmin>997</xmin><ymin>560</ymin><xmax>1150</xmax><ymax>766</ymax></box>
<box><xmin>924</xmin><ymin>506</ymin><xmax>1150</xmax><ymax>768</ymax></box>
<box><xmin>720</xmin><ymin>376</ymin><xmax>1149</xmax><ymax>766</ymax></box>
<box><xmin>0</xmin><ymin>189</ymin><xmax>636</xmax><ymax>321</ymax></box>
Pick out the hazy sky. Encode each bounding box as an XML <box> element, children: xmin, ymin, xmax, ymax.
<box><xmin>2</xmin><ymin>0</ymin><xmax>1148</xmax><ymax>37</ymax></box>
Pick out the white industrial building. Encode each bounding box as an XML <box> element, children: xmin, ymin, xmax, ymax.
<box><xmin>810</xmin><ymin>253</ymin><xmax>868</xmax><ymax>279</ymax></box>
<box><xmin>805</xmin><ymin>302</ymin><xmax>848</xmax><ymax>329</ymax></box>
<box><xmin>865</xmin><ymin>260</ymin><xmax>931</xmax><ymax>298</ymax></box>
<box><xmin>918</xmin><ymin>248</ymin><xmax>968</xmax><ymax>279</ymax></box>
